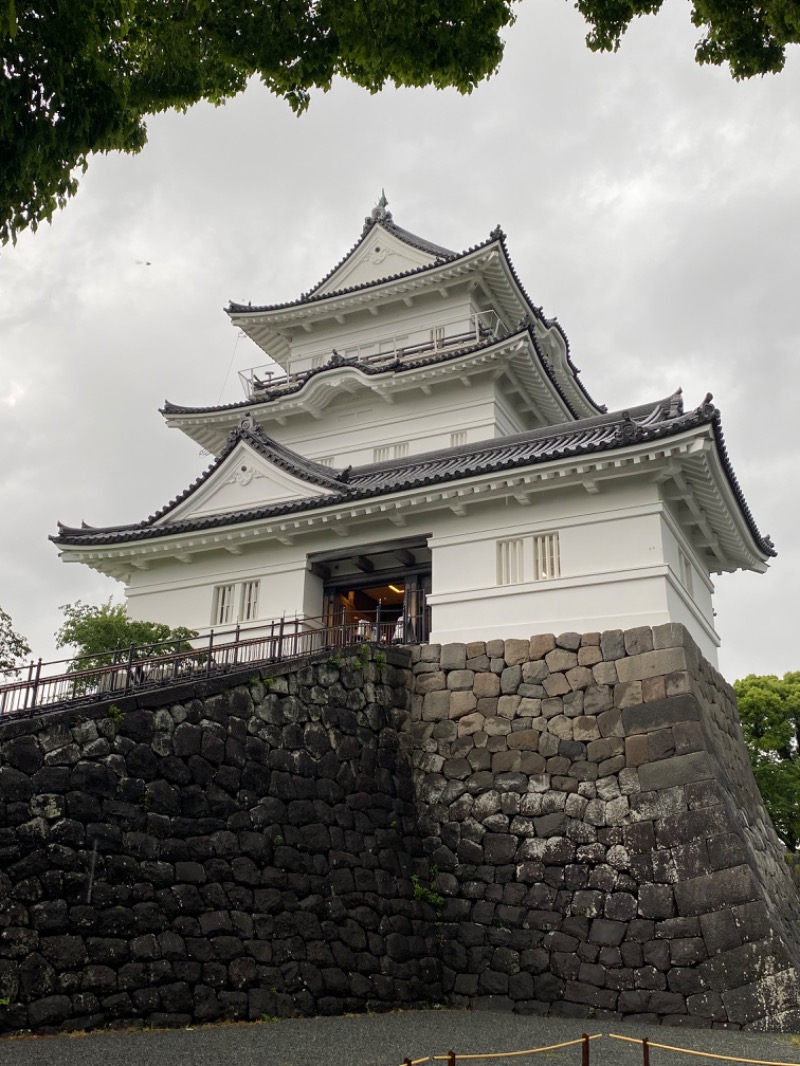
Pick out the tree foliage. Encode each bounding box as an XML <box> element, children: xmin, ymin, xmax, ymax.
<box><xmin>0</xmin><ymin>605</ymin><xmax>31</xmax><ymax>672</ymax></box>
<box><xmin>734</xmin><ymin>672</ymin><xmax>800</xmax><ymax>852</ymax></box>
<box><xmin>575</xmin><ymin>0</ymin><xmax>798</xmax><ymax>78</ymax></box>
<box><xmin>1</xmin><ymin>0</ymin><xmax>515</xmax><ymax>244</ymax></box>
<box><xmin>56</xmin><ymin>599</ymin><xmax>196</xmax><ymax>673</ymax></box>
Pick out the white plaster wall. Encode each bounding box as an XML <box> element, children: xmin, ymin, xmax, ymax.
<box><xmin>261</xmin><ymin>377</ymin><xmax>499</xmax><ymax>465</ymax></box>
<box><xmin>287</xmin><ymin>291</ymin><xmax>479</xmax><ymax>373</ymax></box>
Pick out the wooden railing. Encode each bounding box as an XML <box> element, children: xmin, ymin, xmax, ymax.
<box><xmin>0</xmin><ymin>608</ymin><xmax>425</xmax><ymax>721</ymax></box>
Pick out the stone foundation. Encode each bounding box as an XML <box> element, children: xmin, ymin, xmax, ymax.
<box><xmin>1</xmin><ymin>625</ymin><xmax>799</xmax><ymax>1033</ymax></box>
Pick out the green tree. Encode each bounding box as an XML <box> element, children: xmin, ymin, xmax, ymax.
<box><xmin>575</xmin><ymin>0</ymin><xmax>798</xmax><ymax>78</ymax></box>
<box><xmin>1</xmin><ymin>0</ymin><xmax>515</xmax><ymax>245</ymax></box>
<box><xmin>0</xmin><ymin>605</ymin><xmax>31</xmax><ymax>672</ymax></box>
<box><xmin>734</xmin><ymin>672</ymin><xmax>800</xmax><ymax>852</ymax></box>
<box><xmin>56</xmin><ymin>599</ymin><xmax>196</xmax><ymax>674</ymax></box>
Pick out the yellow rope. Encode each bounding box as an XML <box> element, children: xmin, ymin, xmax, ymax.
<box><xmin>397</xmin><ymin>1058</ymin><xmax>432</xmax><ymax>1065</ymax></box>
<box><xmin>608</xmin><ymin>1033</ymin><xmax>800</xmax><ymax>1066</ymax></box>
<box><xmin>431</xmin><ymin>1035</ymin><xmax>604</xmax><ymax>1060</ymax></box>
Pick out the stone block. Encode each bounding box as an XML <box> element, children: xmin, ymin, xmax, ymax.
<box><xmin>492</xmin><ymin>751</ymin><xmax>522</xmax><ymax>773</ymax></box>
<box><xmin>507</xmin><ymin>730</ymin><xmax>540</xmax><ymax>751</ymax></box>
<box><xmin>467</xmin><ymin>641</ymin><xmax>487</xmax><ymax>660</ymax></box>
<box><xmin>673</xmin><ymin>721</ymin><xmax>704</xmax><ymax>755</ymax></box>
<box><xmin>625</xmin><ymin>735</ymin><xmax>649</xmax><ymax>768</ymax></box>
<box><xmin>615</xmin><ymin>681</ymin><xmax>643</xmax><ymax>709</ymax></box>
<box><xmin>415</xmin><ymin>671</ymin><xmax>446</xmax><ymax>693</ymax></box>
<box><xmin>584</xmin><ymin>685</ymin><xmax>614</xmax><ymax>714</ymax></box>
<box><xmin>600</xmin><ymin>630</ymin><xmax>626</xmax><ymax>660</ymax></box>
<box><xmin>440</xmin><ymin>643</ymin><xmax>467</xmax><ymax>670</ymax></box>
<box><xmin>574</xmin><ymin>717</ymin><xmax>601</xmax><ymax>742</ymax></box>
<box><xmin>501</xmin><ymin>666</ymin><xmax>523</xmax><ymax>694</ymax></box>
<box><xmin>474</xmin><ymin>673</ymin><xmax>501</xmax><ymax>698</ymax></box>
<box><xmin>543</xmin><ymin>673</ymin><xmax>570</xmax><ymax>697</ymax></box>
<box><xmin>648</xmin><ymin>727</ymin><xmax>676</xmax><ymax>762</ymax></box>
<box><xmin>546</xmin><ymin>649</ymin><xmax>578</xmax><ymax>672</ymax></box>
<box><xmin>450</xmin><ymin>691</ymin><xmax>478</xmax><ymax>719</ymax></box>
<box><xmin>578</xmin><ymin>646</ymin><xmax>603</xmax><ymax>667</ymax></box>
<box><xmin>529</xmin><ymin>634</ymin><xmax>556</xmax><ymax>660</ymax></box>
<box><xmin>652</xmin><ymin>623</ymin><xmax>688</xmax><ymax>651</ymax></box>
<box><xmin>484</xmin><ymin>717</ymin><xmax>512</xmax><ymax>736</ymax></box>
<box><xmin>593</xmin><ymin>661</ymin><xmax>619</xmax><ymax>685</ymax></box>
<box><xmin>665</xmin><ymin>671</ymin><xmax>692</xmax><ymax>696</ymax></box>
<box><xmin>447</xmin><ymin>670</ymin><xmax>475</xmax><ymax>691</ymax></box>
<box><xmin>622</xmin><ymin>695</ymin><xmax>699</xmax><ymax>735</ymax></box>
<box><xmin>597</xmin><ymin>708</ymin><xmax>623</xmax><ymax>738</ymax></box>
<box><xmin>624</xmin><ymin>627</ymin><xmax>654</xmax><ymax>656</ymax></box>
<box><xmin>638</xmin><ymin>752</ymin><xmax>712</xmax><ymax>792</ymax></box>
<box><xmin>642</xmin><ymin>675</ymin><xmax>667</xmax><ymax>702</ymax></box>
<box><xmin>422</xmin><ymin>690</ymin><xmax>451</xmax><ymax>722</ymax></box>
<box><xmin>498</xmin><ymin>695</ymin><xmax>521</xmax><ymax>719</ymax></box>
<box><xmin>638</xmin><ymin>884</ymin><xmax>675</xmax><ymax>919</ymax></box>
<box><xmin>522</xmin><ymin>661</ymin><xmax>549</xmax><ymax>683</ymax></box>
<box><xmin>674</xmin><ymin>866</ymin><xmax>760</xmax><ymax>918</ymax></box>
<box><xmin>616</xmin><ymin>648</ymin><xmax>688</xmax><ymax>683</ymax></box>
<box><xmin>566</xmin><ymin>666</ymin><xmax>594</xmax><ymax>691</ymax></box>
<box><xmin>504</xmin><ymin>639</ymin><xmax>530</xmax><ymax>666</ymax></box>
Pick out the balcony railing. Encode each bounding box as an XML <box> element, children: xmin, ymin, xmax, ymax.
<box><xmin>0</xmin><ymin>607</ymin><xmax>428</xmax><ymax>721</ymax></box>
<box><xmin>238</xmin><ymin>310</ymin><xmax>507</xmax><ymax>401</ymax></box>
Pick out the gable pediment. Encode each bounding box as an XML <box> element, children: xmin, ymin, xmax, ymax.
<box><xmin>156</xmin><ymin>441</ymin><xmax>336</xmax><ymax>525</ymax></box>
<box><xmin>314</xmin><ymin>224</ymin><xmax>437</xmax><ymax>296</ymax></box>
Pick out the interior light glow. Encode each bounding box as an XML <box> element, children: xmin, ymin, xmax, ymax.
<box><xmin>388</xmin><ymin>584</ymin><xmax>403</xmax><ymax>594</ymax></box>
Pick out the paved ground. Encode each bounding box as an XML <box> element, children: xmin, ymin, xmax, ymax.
<box><xmin>2</xmin><ymin>1011</ymin><xmax>800</xmax><ymax>1066</ymax></box>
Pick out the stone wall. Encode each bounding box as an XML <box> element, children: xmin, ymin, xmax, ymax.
<box><xmin>2</xmin><ymin>625</ymin><xmax>800</xmax><ymax>1034</ymax></box>
<box><xmin>409</xmin><ymin>624</ymin><xmax>800</xmax><ymax>1029</ymax></box>
<box><xmin>0</xmin><ymin>648</ymin><xmax>441</xmax><ymax>1033</ymax></box>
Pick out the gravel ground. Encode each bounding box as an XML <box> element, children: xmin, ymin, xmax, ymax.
<box><xmin>2</xmin><ymin>1011</ymin><xmax>800</xmax><ymax>1066</ymax></box>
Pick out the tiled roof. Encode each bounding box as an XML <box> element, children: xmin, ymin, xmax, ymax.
<box><xmin>53</xmin><ymin>395</ymin><xmax>775</xmax><ymax>559</ymax></box>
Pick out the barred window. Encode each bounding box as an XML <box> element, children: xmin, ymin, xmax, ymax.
<box><xmin>213</xmin><ymin>584</ymin><xmax>235</xmax><ymax>626</ymax></box>
<box><xmin>373</xmin><ymin>442</ymin><xmax>408</xmax><ymax>462</ymax></box>
<box><xmin>451</xmin><ymin>431</ymin><xmax>467</xmax><ymax>447</ymax></box>
<box><xmin>497</xmin><ymin>538</ymin><xmax>525</xmax><ymax>585</ymax></box>
<box><xmin>533</xmin><ymin>532</ymin><xmax>560</xmax><ymax>581</ymax></box>
<box><xmin>679</xmin><ymin>550</ymin><xmax>694</xmax><ymax>596</ymax></box>
<box><xmin>497</xmin><ymin>532</ymin><xmax>561</xmax><ymax>586</ymax></box>
<box><xmin>316</xmin><ymin>455</ymin><xmax>335</xmax><ymax>467</ymax></box>
<box><xmin>241</xmin><ymin>581</ymin><xmax>260</xmax><ymax>622</ymax></box>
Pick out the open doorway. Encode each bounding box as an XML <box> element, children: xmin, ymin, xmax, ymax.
<box><xmin>311</xmin><ymin>537</ymin><xmax>431</xmax><ymax>644</ymax></box>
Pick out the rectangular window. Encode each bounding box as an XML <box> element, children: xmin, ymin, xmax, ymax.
<box><xmin>310</xmin><ymin>355</ymin><xmax>324</xmax><ymax>369</ymax></box>
<box><xmin>213</xmin><ymin>584</ymin><xmax>235</xmax><ymax>626</ymax></box>
<box><xmin>431</xmin><ymin>325</ymin><xmax>446</xmax><ymax>347</ymax></box>
<box><xmin>451</xmin><ymin>431</ymin><xmax>467</xmax><ymax>447</ymax></box>
<box><xmin>241</xmin><ymin>581</ymin><xmax>260</xmax><ymax>622</ymax></box>
<box><xmin>497</xmin><ymin>538</ymin><xmax>525</xmax><ymax>585</ymax></box>
<box><xmin>316</xmin><ymin>456</ymin><xmax>334</xmax><ymax>467</ymax></box>
<box><xmin>373</xmin><ymin>442</ymin><xmax>408</xmax><ymax>462</ymax></box>
<box><xmin>497</xmin><ymin>532</ymin><xmax>561</xmax><ymax>586</ymax></box>
<box><xmin>679</xmin><ymin>550</ymin><xmax>694</xmax><ymax>596</ymax></box>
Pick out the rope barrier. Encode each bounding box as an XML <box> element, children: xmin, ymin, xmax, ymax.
<box><xmin>608</xmin><ymin>1033</ymin><xmax>800</xmax><ymax>1066</ymax></box>
<box><xmin>399</xmin><ymin>1058</ymin><xmax>432</xmax><ymax>1066</ymax></box>
<box><xmin>431</xmin><ymin>1035</ymin><xmax>604</xmax><ymax>1061</ymax></box>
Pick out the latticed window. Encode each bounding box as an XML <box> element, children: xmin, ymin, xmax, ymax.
<box><xmin>497</xmin><ymin>538</ymin><xmax>525</xmax><ymax>585</ymax></box>
<box><xmin>213</xmin><ymin>584</ymin><xmax>235</xmax><ymax>626</ymax></box>
<box><xmin>532</xmin><ymin>532</ymin><xmax>560</xmax><ymax>581</ymax></box>
<box><xmin>497</xmin><ymin>532</ymin><xmax>561</xmax><ymax>585</ymax></box>
<box><xmin>451</xmin><ymin>431</ymin><xmax>467</xmax><ymax>447</ymax></box>
<box><xmin>316</xmin><ymin>456</ymin><xmax>334</xmax><ymax>467</ymax></box>
<box><xmin>373</xmin><ymin>442</ymin><xmax>408</xmax><ymax>462</ymax></box>
<box><xmin>242</xmin><ymin>581</ymin><xmax>260</xmax><ymax>622</ymax></box>
<box><xmin>679</xmin><ymin>550</ymin><xmax>694</xmax><ymax>596</ymax></box>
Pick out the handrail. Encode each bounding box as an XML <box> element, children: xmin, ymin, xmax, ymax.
<box><xmin>0</xmin><ymin>608</ymin><xmax>428</xmax><ymax>722</ymax></box>
<box><xmin>238</xmin><ymin>310</ymin><xmax>508</xmax><ymax>401</ymax></box>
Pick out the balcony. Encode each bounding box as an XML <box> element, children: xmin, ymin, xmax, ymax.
<box><xmin>238</xmin><ymin>310</ymin><xmax>508</xmax><ymax>401</ymax></box>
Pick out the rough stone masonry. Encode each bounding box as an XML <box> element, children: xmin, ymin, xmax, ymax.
<box><xmin>1</xmin><ymin>624</ymin><xmax>799</xmax><ymax>1034</ymax></box>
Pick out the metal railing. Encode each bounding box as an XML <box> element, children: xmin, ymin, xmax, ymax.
<box><xmin>238</xmin><ymin>310</ymin><xmax>507</xmax><ymax>401</ymax></box>
<box><xmin>0</xmin><ymin>607</ymin><xmax>426</xmax><ymax>722</ymax></box>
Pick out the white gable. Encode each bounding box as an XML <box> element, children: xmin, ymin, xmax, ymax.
<box><xmin>314</xmin><ymin>224</ymin><xmax>437</xmax><ymax>296</ymax></box>
<box><xmin>157</xmin><ymin>441</ymin><xmax>335</xmax><ymax>525</ymax></box>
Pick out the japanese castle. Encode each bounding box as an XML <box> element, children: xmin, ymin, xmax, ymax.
<box><xmin>53</xmin><ymin>196</ymin><xmax>774</xmax><ymax>665</ymax></box>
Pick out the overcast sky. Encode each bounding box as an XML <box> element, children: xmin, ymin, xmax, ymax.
<box><xmin>1</xmin><ymin>0</ymin><xmax>798</xmax><ymax>681</ymax></box>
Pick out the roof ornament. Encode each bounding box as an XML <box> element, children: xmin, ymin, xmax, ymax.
<box><xmin>363</xmin><ymin>190</ymin><xmax>393</xmax><ymax>234</ymax></box>
<box><xmin>616</xmin><ymin>411</ymin><xmax>645</xmax><ymax>443</ymax></box>
<box><xmin>668</xmin><ymin>387</ymin><xmax>684</xmax><ymax>418</ymax></box>
<box><xmin>338</xmin><ymin>465</ymin><xmax>353</xmax><ymax>484</ymax></box>
<box><xmin>698</xmin><ymin>391</ymin><xmax>715</xmax><ymax>416</ymax></box>
<box><xmin>517</xmin><ymin>313</ymin><xmax>533</xmax><ymax>331</ymax></box>
<box><xmin>490</xmin><ymin>224</ymin><xmax>506</xmax><ymax>241</ymax></box>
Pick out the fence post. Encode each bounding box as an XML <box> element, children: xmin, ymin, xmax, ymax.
<box><xmin>28</xmin><ymin>658</ymin><xmax>43</xmax><ymax>716</ymax></box>
<box><xmin>124</xmin><ymin>644</ymin><xmax>135</xmax><ymax>693</ymax></box>
<box><xmin>233</xmin><ymin>624</ymin><xmax>240</xmax><ymax>667</ymax></box>
<box><xmin>278</xmin><ymin>614</ymin><xmax>285</xmax><ymax>661</ymax></box>
<box><xmin>447</xmin><ymin>1050</ymin><xmax>456</xmax><ymax>1066</ymax></box>
<box><xmin>376</xmin><ymin>599</ymin><xmax>382</xmax><ymax>643</ymax></box>
<box><xmin>206</xmin><ymin>629</ymin><xmax>214</xmax><ymax>678</ymax></box>
<box><xmin>582</xmin><ymin>1034</ymin><xmax>590</xmax><ymax>1066</ymax></box>
<box><xmin>642</xmin><ymin>1037</ymin><xmax>650</xmax><ymax>1066</ymax></box>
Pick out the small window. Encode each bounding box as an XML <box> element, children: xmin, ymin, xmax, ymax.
<box><xmin>451</xmin><ymin>431</ymin><xmax>467</xmax><ymax>447</ymax></box>
<box><xmin>310</xmin><ymin>355</ymin><xmax>324</xmax><ymax>369</ymax></box>
<box><xmin>431</xmin><ymin>325</ymin><xmax>446</xmax><ymax>347</ymax></box>
<box><xmin>213</xmin><ymin>584</ymin><xmax>235</xmax><ymax>626</ymax></box>
<box><xmin>373</xmin><ymin>442</ymin><xmax>408</xmax><ymax>462</ymax></box>
<box><xmin>316</xmin><ymin>455</ymin><xmax>334</xmax><ymax>467</ymax></box>
<box><xmin>679</xmin><ymin>550</ymin><xmax>694</xmax><ymax>596</ymax></box>
<box><xmin>533</xmin><ymin>532</ymin><xmax>560</xmax><ymax>581</ymax></box>
<box><xmin>497</xmin><ymin>538</ymin><xmax>525</xmax><ymax>585</ymax></box>
<box><xmin>241</xmin><ymin>581</ymin><xmax>260</xmax><ymax>622</ymax></box>
<box><xmin>394</xmin><ymin>441</ymin><xmax>409</xmax><ymax>458</ymax></box>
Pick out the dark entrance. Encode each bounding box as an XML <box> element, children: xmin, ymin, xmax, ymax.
<box><xmin>310</xmin><ymin>537</ymin><xmax>431</xmax><ymax>644</ymax></box>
